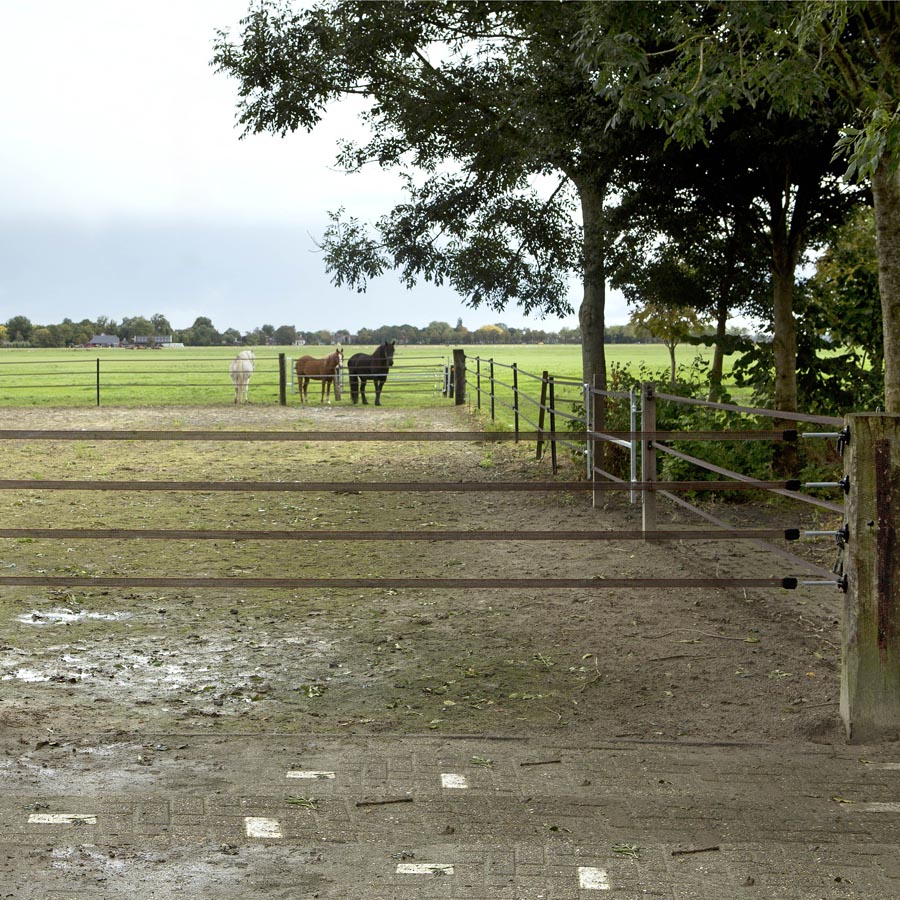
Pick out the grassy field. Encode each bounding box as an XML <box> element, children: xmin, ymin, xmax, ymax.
<box><xmin>0</xmin><ymin>342</ymin><xmax>716</xmax><ymax>411</ymax></box>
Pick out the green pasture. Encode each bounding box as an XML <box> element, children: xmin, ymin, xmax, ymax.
<box><xmin>0</xmin><ymin>342</ymin><xmax>717</xmax><ymax>413</ymax></box>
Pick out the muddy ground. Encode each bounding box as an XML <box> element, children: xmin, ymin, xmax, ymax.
<box><xmin>0</xmin><ymin>403</ymin><xmax>845</xmax><ymax>747</ymax></box>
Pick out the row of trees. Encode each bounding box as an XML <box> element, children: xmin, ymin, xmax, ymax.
<box><xmin>3</xmin><ymin>314</ymin><xmax>600</xmax><ymax>347</ymax></box>
<box><xmin>212</xmin><ymin>1</ymin><xmax>899</xmax><ymax>418</ymax></box>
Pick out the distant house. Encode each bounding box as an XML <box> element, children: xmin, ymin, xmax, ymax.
<box><xmin>133</xmin><ymin>334</ymin><xmax>173</xmax><ymax>347</ymax></box>
<box><xmin>87</xmin><ymin>334</ymin><xmax>120</xmax><ymax>348</ymax></box>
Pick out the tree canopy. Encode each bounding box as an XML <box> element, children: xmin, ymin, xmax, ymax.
<box><xmin>578</xmin><ymin>0</ymin><xmax>900</xmax><ymax>410</ymax></box>
<box><xmin>212</xmin><ymin>0</ymin><xmax>890</xmax><ymax>414</ymax></box>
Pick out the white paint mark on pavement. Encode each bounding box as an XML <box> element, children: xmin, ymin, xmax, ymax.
<box><xmin>286</xmin><ymin>770</ymin><xmax>336</xmax><ymax>780</ymax></box>
<box><xmin>28</xmin><ymin>813</ymin><xmax>97</xmax><ymax>825</ymax></box>
<box><xmin>396</xmin><ymin>863</ymin><xmax>455</xmax><ymax>876</ymax></box>
<box><xmin>578</xmin><ymin>866</ymin><xmax>611</xmax><ymax>890</ymax></box>
<box><xmin>440</xmin><ymin>773</ymin><xmax>468</xmax><ymax>789</ymax></box>
<box><xmin>244</xmin><ymin>816</ymin><xmax>283</xmax><ymax>838</ymax></box>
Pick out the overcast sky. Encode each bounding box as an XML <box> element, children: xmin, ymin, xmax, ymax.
<box><xmin>0</xmin><ymin>0</ymin><xmax>630</xmax><ymax>335</ymax></box>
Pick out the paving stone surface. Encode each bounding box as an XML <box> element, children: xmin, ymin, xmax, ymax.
<box><xmin>1</xmin><ymin>733</ymin><xmax>899</xmax><ymax>898</ymax></box>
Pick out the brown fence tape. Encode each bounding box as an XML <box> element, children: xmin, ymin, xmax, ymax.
<box><xmin>0</xmin><ymin>576</ymin><xmax>796</xmax><ymax>589</ymax></box>
<box><xmin>0</xmin><ymin>479</ymin><xmax>800</xmax><ymax>493</ymax></box>
<box><xmin>0</xmin><ymin>527</ymin><xmax>795</xmax><ymax>541</ymax></box>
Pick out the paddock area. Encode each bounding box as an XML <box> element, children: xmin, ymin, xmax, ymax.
<box><xmin>1</xmin><ymin>404</ymin><xmax>880</xmax><ymax>899</ymax></box>
<box><xmin>0</xmin><ymin>403</ymin><xmax>841</xmax><ymax>745</ymax></box>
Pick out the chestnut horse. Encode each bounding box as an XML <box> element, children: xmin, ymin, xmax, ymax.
<box><xmin>295</xmin><ymin>347</ymin><xmax>344</xmax><ymax>403</ymax></box>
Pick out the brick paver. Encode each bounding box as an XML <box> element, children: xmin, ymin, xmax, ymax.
<box><xmin>1</xmin><ymin>733</ymin><xmax>899</xmax><ymax>898</ymax></box>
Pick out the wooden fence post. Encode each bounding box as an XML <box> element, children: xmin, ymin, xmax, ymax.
<box><xmin>453</xmin><ymin>349</ymin><xmax>466</xmax><ymax>405</ymax></box>
<box><xmin>841</xmin><ymin>413</ymin><xmax>900</xmax><ymax>741</ymax></box>
<box><xmin>278</xmin><ymin>354</ymin><xmax>287</xmax><ymax>406</ymax></box>
<box><xmin>96</xmin><ymin>358</ymin><xmax>101</xmax><ymax>407</ymax></box>
<box><xmin>641</xmin><ymin>381</ymin><xmax>657</xmax><ymax>534</ymax></box>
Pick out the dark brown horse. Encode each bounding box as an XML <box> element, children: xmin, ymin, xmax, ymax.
<box><xmin>348</xmin><ymin>340</ymin><xmax>396</xmax><ymax>405</ymax></box>
<box><xmin>295</xmin><ymin>347</ymin><xmax>344</xmax><ymax>403</ymax></box>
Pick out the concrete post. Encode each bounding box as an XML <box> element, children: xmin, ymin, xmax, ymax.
<box><xmin>841</xmin><ymin>413</ymin><xmax>900</xmax><ymax>741</ymax></box>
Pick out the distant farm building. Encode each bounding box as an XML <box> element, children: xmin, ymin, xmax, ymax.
<box><xmin>133</xmin><ymin>335</ymin><xmax>173</xmax><ymax>347</ymax></box>
<box><xmin>87</xmin><ymin>334</ymin><xmax>121</xmax><ymax>348</ymax></box>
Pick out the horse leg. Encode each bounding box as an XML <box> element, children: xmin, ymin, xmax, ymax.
<box><xmin>360</xmin><ymin>376</ymin><xmax>368</xmax><ymax>404</ymax></box>
<box><xmin>350</xmin><ymin>373</ymin><xmax>359</xmax><ymax>404</ymax></box>
<box><xmin>374</xmin><ymin>376</ymin><xmax>383</xmax><ymax>406</ymax></box>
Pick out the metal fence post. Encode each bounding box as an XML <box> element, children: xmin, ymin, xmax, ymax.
<box><xmin>587</xmin><ymin>378</ymin><xmax>596</xmax><ymax>506</ymax></box>
<box><xmin>549</xmin><ymin>376</ymin><xmax>557</xmax><ymax>475</ymax></box>
<box><xmin>512</xmin><ymin>363</ymin><xmax>519</xmax><ymax>441</ymax></box>
<box><xmin>840</xmin><ymin>413</ymin><xmax>900</xmax><ymax>741</ymax></box>
<box><xmin>536</xmin><ymin>370</ymin><xmax>549</xmax><ymax>460</ymax></box>
<box><xmin>630</xmin><ymin>385</ymin><xmax>638</xmax><ymax>505</ymax></box>
<box><xmin>476</xmin><ymin>357</ymin><xmax>481</xmax><ymax>410</ymax></box>
<box><xmin>489</xmin><ymin>358</ymin><xmax>495</xmax><ymax>422</ymax></box>
<box><xmin>96</xmin><ymin>358</ymin><xmax>101</xmax><ymax>407</ymax></box>
<box><xmin>641</xmin><ymin>381</ymin><xmax>657</xmax><ymax>533</ymax></box>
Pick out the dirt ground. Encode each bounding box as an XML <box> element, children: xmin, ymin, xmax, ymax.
<box><xmin>0</xmin><ymin>402</ymin><xmax>845</xmax><ymax>748</ymax></box>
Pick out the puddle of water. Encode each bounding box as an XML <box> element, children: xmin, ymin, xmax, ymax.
<box><xmin>16</xmin><ymin>608</ymin><xmax>132</xmax><ymax>626</ymax></box>
<box><xmin>2</xmin><ymin>668</ymin><xmax>53</xmax><ymax>683</ymax></box>
<box><xmin>1</xmin><ymin>627</ymin><xmax>338</xmax><ymax>706</ymax></box>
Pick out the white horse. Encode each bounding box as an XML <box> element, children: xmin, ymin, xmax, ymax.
<box><xmin>230</xmin><ymin>349</ymin><xmax>255</xmax><ymax>404</ymax></box>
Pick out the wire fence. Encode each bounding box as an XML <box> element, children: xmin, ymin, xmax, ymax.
<box><xmin>0</xmin><ymin>426</ymin><xmax>804</xmax><ymax>593</ymax></box>
<box><xmin>0</xmin><ymin>352</ymin><xmax>452</xmax><ymax>406</ymax></box>
<box><xmin>465</xmin><ymin>354</ymin><xmax>848</xmax><ymax>584</ymax></box>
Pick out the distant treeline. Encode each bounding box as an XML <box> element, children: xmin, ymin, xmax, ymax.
<box><xmin>2</xmin><ymin>314</ymin><xmax>661</xmax><ymax>348</ymax></box>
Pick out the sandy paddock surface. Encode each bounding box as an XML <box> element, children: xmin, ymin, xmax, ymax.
<box><xmin>0</xmin><ymin>403</ymin><xmax>844</xmax><ymax>747</ymax></box>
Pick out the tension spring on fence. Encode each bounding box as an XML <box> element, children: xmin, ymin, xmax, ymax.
<box><xmin>803</xmin><ymin>524</ymin><xmax>850</xmax><ymax>544</ymax></box>
<box><xmin>799</xmin><ymin>578</ymin><xmax>847</xmax><ymax>590</ymax></box>
<box><xmin>803</xmin><ymin>476</ymin><xmax>850</xmax><ymax>493</ymax></box>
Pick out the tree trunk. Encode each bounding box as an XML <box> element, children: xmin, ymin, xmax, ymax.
<box><xmin>576</xmin><ymin>177</ymin><xmax>608</xmax><ymax>434</ymax></box>
<box><xmin>771</xmin><ymin>252</ymin><xmax>798</xmax><ymax>414</ymax></box>
<box><xmin>872</xmin><ymin>153</ymin><xmax>900</xmax><ymax>414</ymax></box>
<box><xmin>668</xmin><ymin>343</ymin><xmax>677</xmax><ymax>387</ymax></box>
<box><xmin>770</xmin><ymin>233</ymin><xmax>800</xmax><ymax>474</ymax></box>
<box><xmin>708</xmin><ymin>294</ymin><xmax>728</xmax><ymax>401</ymax></box>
